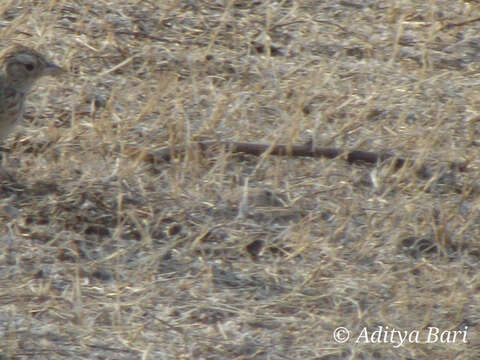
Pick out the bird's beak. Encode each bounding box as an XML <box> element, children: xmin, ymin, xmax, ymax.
<box><xmin>43</xmin><ymin>62</ymin><xmax>65</xmax><ymax>76</ymax></box>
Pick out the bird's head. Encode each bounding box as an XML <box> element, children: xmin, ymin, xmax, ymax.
<box><xmin>1</xmin><ymin>46</ymin><xmax>64</xmax><ymax>92</ymax></box>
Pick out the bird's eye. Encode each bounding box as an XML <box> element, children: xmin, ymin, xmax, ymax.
<box><xmin>25</xmin><ymin>63</ymin><xmax>34</xmax><ymax>71</ymax></box>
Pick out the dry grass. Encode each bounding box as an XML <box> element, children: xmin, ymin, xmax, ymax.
<box><xmin>1</xmin><ymin>0</ymin><xmax>480</xmax><ymax>359</ymax></box>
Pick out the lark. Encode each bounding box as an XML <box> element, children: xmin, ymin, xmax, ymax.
<box><xmin>0</xmin><ymin>46</ymin><xmax>63</xmax><ymax>140</ymax></box>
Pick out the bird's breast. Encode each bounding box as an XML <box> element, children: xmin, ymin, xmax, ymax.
<box><xmin>0</xmin><ymin>87</ymin><xmax>26</xmax><ymax>139</ymax></box>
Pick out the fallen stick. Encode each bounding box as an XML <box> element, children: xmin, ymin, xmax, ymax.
<box><xmin>124</xmin><ymin>140</ymin><xmax>468</xmax><ymax>177</ymax></box>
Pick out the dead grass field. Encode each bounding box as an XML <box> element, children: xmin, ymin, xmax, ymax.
<box><xmin>1</xmin><ymin>0</ymin><xmax>480</xmax><ymax>359</ymax></box>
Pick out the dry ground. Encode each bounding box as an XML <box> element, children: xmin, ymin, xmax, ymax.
<box><xmin>0</xmin><ymin>0</ymin><xmax>480</xmax><ymax>359</ymax></box>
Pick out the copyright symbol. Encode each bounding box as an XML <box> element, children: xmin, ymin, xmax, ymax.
<box><xmin>333</xmin><ymin>327</ymin><xmax>350</xmax><ymax>343</ymax></box>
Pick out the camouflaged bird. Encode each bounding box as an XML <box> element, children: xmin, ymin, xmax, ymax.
<box><xmin>0</xmin><ymin>46</ymin><xmax>63</xmax><ymax>139</ymax></box>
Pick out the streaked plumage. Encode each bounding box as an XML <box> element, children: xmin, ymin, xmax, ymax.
<box><xmin>0</xmin><ymin>46</ymin><xmax>63</xmax><ymax>139</ymax></box>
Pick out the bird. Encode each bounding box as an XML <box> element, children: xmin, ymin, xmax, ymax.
<box><xmin>0</xmin><ymin>45</ymin><xmax>63</xmax><ymax>140</ymax></box>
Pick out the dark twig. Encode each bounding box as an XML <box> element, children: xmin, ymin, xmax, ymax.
<box><xmin>440</xmin><ymin>16</ymin><xmax>480</xmax><ymax>30</ymax></box>
<box><xmin>127</xmin><ymin>141</ymin><xmax>404</xmax><ymax>166</ymax></box>
<box><xmin>125</xmin><ymin>140</ymin><xmax>468</xmax><ymax>178</ymax></box>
